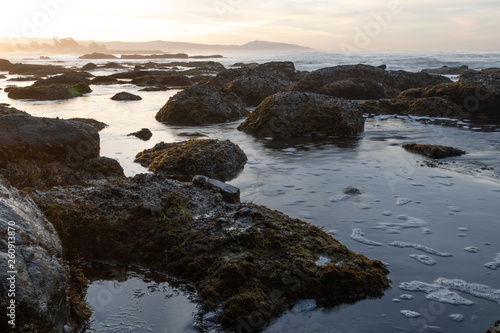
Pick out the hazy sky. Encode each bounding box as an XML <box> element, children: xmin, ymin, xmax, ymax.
<box><xmin>1</xmin><ymin>0</ymin><xmax>499</xmax><ymax>51</ymax></box>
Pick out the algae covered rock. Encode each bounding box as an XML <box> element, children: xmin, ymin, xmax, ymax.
<box><xmin>155</xmin><ymin>85</ymin><xmax>249</xmax><ymax>125</ymax></box>
<box><xmin>33</xmin><ymin>174</ymin><xmax>390</xmax><ymax>332</ymax></box>
<box><xmin>402</xmin><ymin>143</ymin><xmax>466</xmax><ymax>159</ymax></box>
<box><xmin>238</xmin><ymin>91</ymin><xmax>364</xmax><ymax>137</ymax></box>
<box><xmin>135</xmin><ymin>139</ymin><xmax>247</xmax><ymax>181</ymax></box>
<box><xmin>111</xmin><ymin>91</ymin><xmax>142</xmax><ymax>101</ymax></box>
<box><xmin>7</xmin><ymin>83</ymin><xmax>92</xmax><ymax>100</ymax></box>
<box><xmin>0</xmin><ymin>178</ymin><xmax>88</xmax><ymax>332</ymax></box>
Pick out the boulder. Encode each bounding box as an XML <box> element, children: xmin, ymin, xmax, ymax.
<box><xmin>485</xmin><ymin>321</ymin><xmax>500</xmax><ymax>333</ymax></box>
<box><xmin>78</xmin><ymin>52</ymin><xmax>117</xmax><ymax>59</ymax></box>
<box><xmin>0</xmin><ymin>178</ymin><xmax>87</xmax><ymax>332</ymax></box>
<box><xmin>127</xmin><ymin>128</ymin><xmax>152</xmax><ymax>141</ymax></box>
<box><xmin>130</xmin><ymin>74</ymin><xmax>192</xmax><ymax>87</ymax></box>
<box><xmin>0</xmin><ymin>59</ymin><xmax>13</xmax><ymax>71</ymax></box>
<box><xmin>402</xmin><ymin>143</ymin><xmax>466</xmax><ymax>159</ymax></box>
<box><xmin>32</xmin><ymin>174</ymin><xmax>389</xmax><ymax>332</ymax></box>
<box><xmin>135</xmin><ymin>139</ymin><xmax>247</xmax><ymax>181</ymax></box>
<box><xmin>90</xmin><ymin>76</ymin><xmax>119</xmax><ymax>85</ymax></box>
<box><xmin>101</xmin><ymin>62</ymin><xmax>125</xmax><ymax>69</ymax></box>
<box><xmin>109</xmin><ymin>70</ymin><xmax>171</xmax><ymax>79</ymax></box>
<box><xmin>238</xmin><ymin>91</ymin><xmax>365</xmax><ymax>137</ymax></box>
<box><xmin>81</xmin><ymin>63</ymin><xmax>98</xmax><ymax>71</ymax></box>
<box><xmin>67</xmin><ymin>118</ymin><xmax>108</xmax><ymax>131</ymax></box>
<box><xmin>111</xmin><ymin>91</ymin><xmax>142</xmax><ymax>101</ymax></box>
<box><xmin>193</xmin><ymin>175</ymin><xmax>241</xmax><ymax>203</ymax></box>
<box><xmin>0</xmin><ymin>104</ymin><xmax>29</xmax><ymax>116</ymax></box>
<box><xmin>255</xmin><ymin>61</ymin><xmax>299</xmax><ymax>81</ymax></box>
<box><xmin>8</xmin><ymin>63</ymin><xmax>70</xmax><ymax>76</ymax></box>
<box><xmin>155</xmin><ymin>85</ymin><xmax>249</xmax><ymax>125</ymax></box>
<box><xmin>32</xmin><ymin>74</ymin><xmax>90</xmax><ymax>87</ymax></box>
<box><xmin>421</xmin><ymin>65</ymin><xmax>472</xmax><ymax>75</ymax></box>
<box><xmin>8</xmin><ymin>83</ymin><xmax>92</xmax><ymax>100</ymax></box>
<box><xmin>293</xmin><ymin>64</ymin><xmax>451</xmax><ymax>99</ymax></box>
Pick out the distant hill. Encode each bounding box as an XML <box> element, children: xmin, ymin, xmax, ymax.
<box><xmin>101</xmin><ymin>40</ymin><xmax>314</xmax><ymax>53</ymax></box>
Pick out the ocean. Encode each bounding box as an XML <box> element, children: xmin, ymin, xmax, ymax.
<box><xmin>1</xmin><ymin>51</ymin><xmax>499</xmax><ymax>333</ymax></box>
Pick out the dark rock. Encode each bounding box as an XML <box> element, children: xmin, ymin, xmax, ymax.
<box><xmin>33</xmin><ymin>174</ymin><xmax>389</xmax><ymax>332</ymax></box>
<box><xmin>128</xmin><ymin>128</ymin><xmax>153</xmax><ymax>141</ymax></box>
<box><xmin>227</xmin><ymin>71</ymin><xmax>294</xmax><ymax>106</ymax></box>
<box><xmin>193</xmin><ymin>175</ymin><xmax>241</xmax><ymax>203</ymax></box>
<box><xmin>32</xmin><ymin>74</ymin><xmax>90</xmax><ymax>87</ymax></box>
<box><xmin>402</xmin><ymin>143</ymin><xmax>466</xmax><ymax>159</ymax></box>
<box><xmin>0</xmin><ymin>178</ymin><xmax>86</xmax><ymax>332</ymax></box>
<box><xmin>40</xmin><ymin>56</ymin><xmax>50</xmax><ymax>60</ymax></box>
<box><xmin>0</xmin><ymin>113</ymin><xmax>99</xmax><ymax>162</ymax></box>
<box><xmin>111</xmin><ymin>92</ymin><xmax>142</xmax><ymax>101</ymax></box>
<box><xmin>343</xmin><ymin>186</ymin><xmax>362</xmax><ymax>195</ymax></box>
<box><xmin>155</xmin><ymin>85</ymin><xmax>249</xmax><ymax>125</ymax></box>
<box><xmin>130</xmin><ymin>74</ymin><xmax>192</xmax><ymax>87</ymax></box>
<box><xmin>81</xmin><ymin>63</ymin><xmax>98</xmax><ymax>71</ymax></box>
<box><xmin>293</xmin><ymin>64</ymin><xmax>451</xmax><ymax>99</ymax></box>
<box><xmin>8</xmin><ymin>63</ymin><xmax>70</xmax><ymax>76</ymax></box>
<box><xmin>109</xmin><ymin>70</ymin><xmax>171</xmax><ymax>79</ymax></box>
<box><xmin>68</xmin><ymin>118</ymin><xmax>108</xmax><ymax>131</ymax></box>
<box><xmin>0</xmin><ymin>74</ymin><xmax>6</xmax><ymax>79</ymax></box>
<box><xmin>484</xmin><ymin>321</ymin><xmax>500</xmax><ymax>333</ymax></box>
<box><xmin>101</xmin><ymin>62</ymin><xmax>125</xmax><ymax>69</ymax></box>
<box><xmin>0</xmin><ymin>59</ymin><xmax>13</xmax><ymax>71</ymax></box>
<box><xmin>255</xmin><ymin>61</ymin><xmax>298</xmax><ymax>81</ymax></box>
<box><xmin>0</xmin><ymin>104</ymin><xmax>29</xmax><ymax>116</ymax></box>
<box><xmin>421</xmin><ymin>65</ymin><xmax>472</xmax><ymax>75</ymax></box>
<box><xmin>135</xmin><ymin>139</ymin><xmax>247</xmax><ymax>181</ymax></box>
<box><xmin>8</xmin><ymin>83</ymin><xmax>92</xmax><ymax>100</ymax></box>
<box><xmin>238</xmin><ymin>91</ymin><xmax>364</xmax><ymax>137</ymax></box>
<box><xmin>7</xmin><ymin>76</ymin><xmax>39</xmax><ymax>82</ymax></box>
<box><xmin>378</xmin><ymin>64</ymin><xmax>387</xmax><ymax>70</ymax></box>
<box><xmin>231</xmin><ymin>62</ymin><xmax>259</xmax><ymax>68</ymax></box>
<box><xmin>189</xmin><ymin>54</ymin><xmax>224</xmax><ymax>59</ymax></box>
<box><xmin>208</xmin><ymin>67</ymin><xmax>253</xmax><ymax>86</ymax></box>
<box><xmin>90</xmin><ymin>76</ymin><xmax>119</xmax><ymax>85</ymax></box>
<box><xmin>121</xmin><ymin>53</ymin><xmax>189</xmax><ymax>59</ymax></box>
<box><xmin>79</xmin><ymin>52</ymin><xmax>117</xmax><ymax>59</ymax></box>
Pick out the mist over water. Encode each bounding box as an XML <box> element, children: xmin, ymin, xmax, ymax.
<box><xmin>1</xmin><ymin>51</ymin><xmax>499</xmax><ymax>332</ymax></box>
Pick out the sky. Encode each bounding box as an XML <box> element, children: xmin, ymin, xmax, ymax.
<box><xmin>1</xmin><ymin>0</ymin><xmax>499</xmax><ymax>51</ymax></box>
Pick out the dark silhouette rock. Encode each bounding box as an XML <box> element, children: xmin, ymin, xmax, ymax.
<box><xmin>78</xmin><ymin>52</ymin><xmax>117</xmax><ymax>59</ymax></box>
<box><xmin>8</xmin><ymin>83</ymin><xmax>92</xmax><ymax>100</ymax></box>
<box><xmin>111</xmin><ymin>92</ymin><xmax>142</xmax><ymax>101</ymax></box>
<box><xmin>421</xmin><ymin>65</ymin><xmax>472</xmax><ymax>75</ymax></box>
<box><xmin>90</xmin><ymin>76</ymin><xmax>119</xmax><ymax>85</ymax></box>
<box><xmin>238</xmin><ymin>91</ymin><xmax>364</xmax><ymax>137</ymax></box>
<box><xmin>128</xmin><ymin>128</ymin><xmax>153</xmax><ymax>141</ymax></box>
<box><xmin>0</xmin><ymin>104</ymin><xmax>29</xmax><ymax>116</ymax></box>
<box><xmin>293</xmin><ymin>64</ymin><xmax>451</xmax><ymax>99</ymax></box>
<box><xmin>32</xmin><ymin>74</ymin><xmax>90</xmax><ymax>87</ymax></box>
<box><xmin>484</xmin><ymin>320</ymin><xmax>500</xmax><ymax>333</ymax></box>
<box><xmin>402</xmin><ymin>143</ymin><xmax>466</xmax><ymax>159</ymax></box>
<box><xmin>68</xmin><ymin>118</ymin><xmax>108</xmax><ymax>131</ymax></box>
<box><xmin>109</xmin><ymin>70</ymin><xmax>171</xmax><ymax>79</ymax></box>
<box><xmin>81</xmin><ymin>63</ymin><xmax>98</xmax><ymax>71</ymax></box>
<box><xmin>101</xmin><ymin>62</ymin><xmax>125</xmax><ymax>69</ymax></box>
<box><xmin>155</xmin><ymin>85</ymin><xmax>248</xmax><ymax>125</ymax></box>
<box><xmin>0</xmin><ymin>59</ymin><xmax>13</xmax><ymax>71</ymax></box>
<box><xmin>135</xmin><ymin>139</ymin><xmax>247</xmax><ymax>181</ymax></box>
<box><xmin>130</xmin><ymin>74</ymin><xmax>192</xmax><ymax>87</ymax></box>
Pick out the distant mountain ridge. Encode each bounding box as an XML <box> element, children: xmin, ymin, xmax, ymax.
<box><xmin>101</xmin><ymin>40</ymin><xmax>314</xmax><ymax>53</ymax></box>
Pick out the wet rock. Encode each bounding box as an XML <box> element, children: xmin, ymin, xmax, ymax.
<box><xmin>135</xmin><ymin>139</ymin><xmax>247</xmax><ymax>181</ymax></box>
<box><xmin>209</xmin><ymin>67</ymin><xmax>253</xmax><ymax>87</ymax></box>
<box><xmin>128</xmin><ymin>128</ymin><xmax>153</xmax><ymax>141</ymax></box>
<box><xmin>32</xmin><ymin>74</ymin><xmax>91</xmax><ymax>87</ymax></box>
<box><xmin>193</xmin><ymin>175</ymin><xmax>240</xmax><ymax>203</ymax></box>
<box><xmin>111</xmin><ymin>91</ymin><xmax>142</xmax><ymax>101</ymax></box>
<box><xmin>155</xmin><ymin>85</ymin><xmax>248</xmax><ymax>125</ymax></box>
<box><xmin>90</xmin><ymin>76</ymin><xmax>119</xmax><ymax>85</ymax></box>
<box><xmin>81</xmin><ymin>62</ymin><xmax>98</xmax><ymax>71</ymax></box>
<box><xmin>237</xmin><ymin>91</ymin><xmax>364</xmax><ymax>137</ymax></box>
<box><xmin>0</xmin><ymin>104</ymin><xmax>29</xmax><ymax>116</ymax></box>
<box><xmin>403</xmin><ymin>143</ymin><xmax>466</xmax><ymax>159</ymax></box>
<box><xmin>485</xmin><ymin>320</ymin><xmax>500</xmax><ymax>333</ymax></box>
<box><xmin>232</xmin><ymin>62</ymin><xmax>259</xmax><ymax>68</ymax></box>
<box><xmin>8</xmin><ymin>83</ymin><xmax>92</xmax><ymax>100</ymax></box>
<box><xmin>7</xmin><ymin>76</ymin><xmax>39</xmax><ymax>82</ymax></box>
<box><xmin>33</xmin><ymin>174</ymin><xmax>390</xmax><ymax>332</ymax></box>
<box><xmin>343</xmin><ymin>186</ymin><xmax>362</xmax><ymax>195</ymax></box>
<box><xmin>0</xmin><ymin>59</ymin><xmax>13</xmax><ymax>71</ymax></box>
<box><xmin>255</xmin><ymin>61</ymin><xmax>299</xmax><ymax>81</ymax></box>
<box><xmin>293</xmin><ymin>64</ymin><xmax>450</xmax><ymax>99</ymax></box>
<box><xmin>130</xmin><ymin>74</ymin><xmax>192</xmax><ymax>87</ymax></box>
<box><xmin>421</xmin><ymin>65</ymin><xmax>472</xmax><ymax>75</ymax></box>
<box><xmin>0</xmin><ymin>178</ymin><xmax>87</xmax><ymax>332</ymax></box>
<box><xmin>67</xmin><ymin>118</ymin><xmax>108</xmax><ymax>131</ymax></box>
<box><xmin>78</xmin><ymin>52</ymin><xmax>117</xmax><ymax>59</ymax></box>
<box><xmin>8</xmin><ymin>63</ymin><xmax>72</xmax><ymax>76</ymax></box>
<box><xmin>109</xmin><ymin>70</ymin><xmax>171</xmax><ymax>79</ymax></box>
<box><xmin>101</xmin><ymin>62</ymin><xmax>125</xmax><ymax>69</ymax></box>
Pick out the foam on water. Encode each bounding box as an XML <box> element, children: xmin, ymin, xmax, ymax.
<box><xmin>410</xmin><ymin>254</ymin><xmax>437</xmax><ymax>266</ymax></box>
<box><xmin>484</xmin><ymin>253</ymin><xmax>500</xmax><ymax>270</ymax></box>
<box><xmin>400</xmin><ymin>294</ymin><xmax>414</xmax><ymax>300</ymax></box>
<box><xmin>291</xmin><ymin>299</ymin><xmax>317</xmax><ymax>313</ymax></box>
<box><xmin>328</xmin><ymin>194</ymin><xmax>350</xmax><ymax>202</ymax></box>
<box><xmin>389</xmin><ymin>241</ymin><xmax>453</xmax><ymax>257</ymax></box>
<box><xmin>350</xmin><ymin>228</ymin><xmax>383</xmax><ymax>246</ymax></box>
<box><xmin>396</xmin><ymin>198</ymin><xmax>412</xmax><ymax>206</ymax></box>
<box><xmin>464</xmin><ymin>247</ymin><xmax>480</xmax><ymax>253</ymax></box>
<box><xmin>449</xmin><ymin>314</ymin><xmax>465</xmax><ymax>322</ymax></box>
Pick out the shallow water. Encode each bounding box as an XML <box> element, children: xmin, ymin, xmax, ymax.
<box><xmin>1</xmin><ymin>52</ymin><xmax>499</xmax><ymax>332</ymax></box>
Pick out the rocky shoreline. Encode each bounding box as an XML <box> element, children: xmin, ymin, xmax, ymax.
<box><xmin>1</xmin><ymin>57</ymin><xmax>499</xmax><ymax>332</ymax></box>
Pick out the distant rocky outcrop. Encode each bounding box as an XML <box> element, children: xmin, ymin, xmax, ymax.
<box><xmin>155</xmin><ymin>85</ymin><xmax>249</xmax><ymax>125</ymax></box>
<box><xmin>135</xmin><ymin>139</ymin><xmax>247</xmax><ymax>181</ymax></box>
<box><xmin>0</xmin><ymin>177</ymin><xmax>86</xmax><ymax>332</ymax></box>
<box><xmin>421</xmin><ymin>65</ymin><xmax>473</xmax><ymax>75</ymax></box>
<box><xmin>111</xmin><ymin>91</ymin><xmax>142</xmax><ymax>101</ymax></box>
<box><xmin>238</xmin><ymin>91</ymin><xmax>364</xmax><ymax>137</ymax></box>
<box><xmin>78</xmin><ymin>52</ymin><xmax>117</xmax><ymax>59</ymax></box>
<box><xmin>121</xmin><ymin>53</ymin><xmax>188</xmax><ymax>59</ymax></box>
<box><xmin>293</xmin><ymin>64</ymin><xmax>451</xmax><ymax>100</ymax></box>
<box><xmin>360</xmin><ymin>69</ymin><xmax>500</xmax><ymax>121</ymax></box>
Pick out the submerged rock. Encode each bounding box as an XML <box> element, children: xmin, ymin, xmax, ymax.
<box><xmin>33</xmin><ymin>174</ymin><xmax>390</xmax><ymax>332</ymax></box>
<box><xmin>402</xmin><ymin>143</ymin><xmax>466</xmax><ymax>159</ymax></box>
<box><xmin>128</xmin><ymin>128</ymin><xmax>153</xmax><ymax>141</ymax></box>
<box><xmin>67</xmin><ymin>118</ymin><xmax>108</xmax><ymax>131</ymax></box>
<box><xmin>485</xmin><ymin>320</ymin><xmax>500</xmax><ymax>333</ymax></box>
<box><xmin>111</xmin><ymin>91</ymin><xmax>142</xmax><ymax>101</ymax></box>
<box><xmin>238</xmin><ymin>91</ymin><xmax>364</xmax><ymax>137</ymax></box>
<box><xmin>0</xmin><ymin>178</ymin><xmax>88</xmax><ymax>332</ymax></box>
<box><xmin>135</xmin><ymin>139</ymin><xmax>247</xmax><ymax>181</ymax></box>
<box><xmin>155</xmin><ymin>85</ymin><xmax>249</xmax><ymax>125</ymax></box>
<box><xmin>90</xmin><ymin>76</ymin><xmax>119</xmax><ymax>85</ymax></box>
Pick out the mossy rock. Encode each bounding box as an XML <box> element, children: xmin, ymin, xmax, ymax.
<box><xmin>135</xmin><ymin>139</ymin><xmax>247</xmax><ymax>181</ymax></box>
<box><xmin>403</xmin><ymin>143</ymin><xmax>466</xmax><ymax>159</ymax></box>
